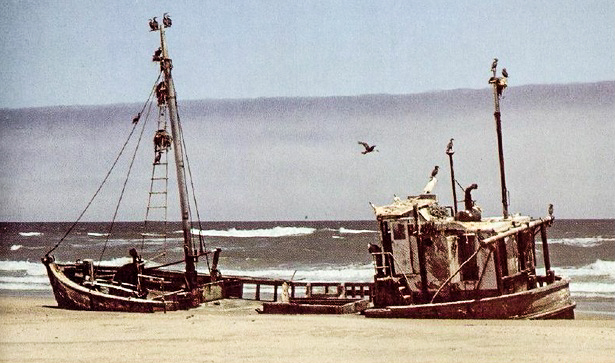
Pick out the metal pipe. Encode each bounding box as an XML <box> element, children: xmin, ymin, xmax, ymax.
<box><xmin>491</xmin><ymin>60</ymin><xmax>509</xmax><ymax>219</ymax></box>
<box><xmin>448</xmin><ymin>152</ymin><xmax>458</xmax><ymax>215</ymax></box>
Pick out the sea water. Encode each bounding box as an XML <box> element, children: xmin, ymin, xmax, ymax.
<box><xmin>1</xmin><ymin>220</ymin><xmax>613</xmax><ymax>317</ymax></box>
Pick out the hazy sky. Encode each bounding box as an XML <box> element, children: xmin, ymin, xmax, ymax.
<box><xmin>1</xmin><ymin>1</ymin><xmax>613</xmax><ymax>109</ymax></box>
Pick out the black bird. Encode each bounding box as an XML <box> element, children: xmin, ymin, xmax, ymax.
<box><xmin>502</xmin><ymin>68</ymin><xmax>508</xmax><ymax>78</ymax></box>
<box><xmin>446</xmin><ymin>138</ymin><xmax>454</xmax><ymax>154</ymax></box>
<box><xmin>132</xmin><ymin>112</ymin><xmax>141</xmax><ymax>124</ymax></box>
<box><xmin>491</xmin><ymin>58</ymin><xmax>498</xmax><ymax>73</ymax></box>
<box><xmin>149</xmin><ymin>17</ymin><xmax>159</xmax><ymax>31</ymax></box>
<box><xmin>163</xmin><ymin>13</ymin><xmax>172</xmax><ymax>28</ymax></box>
<box><xmin>430</xmin><ymin>165</ymin><xmax>439</xmax><ymax>179</ymax></box>
<box><xmin>358</xmin><ymin>141</ymin><xmax>378</xmax><ymax>154</ymax></box>
<box><xmin>152</xmin><ymin>47</ymin><xmax>162</xmax><ymax>62</ymax></box>
<box><xmin>548</xmin><ymin>203</ymin><xmax>554</xmax><ymax>216</ymax></box>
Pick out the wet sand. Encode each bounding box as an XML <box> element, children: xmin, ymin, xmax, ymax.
<box><xmin>0</xmin><ymin>296</ymin><xmax>613</xmax><ymax>363</ymax></box>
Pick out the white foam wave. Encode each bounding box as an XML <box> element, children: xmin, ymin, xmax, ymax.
<box><xmin>569</xmin><ymin>281</ymin><xmax>615</xmax><ymax>294</ymax></box>
<box><xmin>0</xmin><ymin>260</ymin><xmax>47</xmax><ymax>276</ymax></box>
<box><xmin>10</xmin><ymin>245</ymin><xmax>22</xmax><ymax>251</ymax></box>
<box><xmin>19</xmin><ymin>232</ymin><xmax>42</xmax><ymax>237</ymax></box>
<box><xmin>87</xmin><ymin>232</ymin><xmax>109</xmax><ymax>237</ymax></box>
<box><xmin>216</xmin><ymin>264</ymin><xmax>374</xmax><ymax>283</ymax></box>
<box><xmin>338</xmin><ymin>227</ymin><xmax>377</xmax><ymax>234</ymax></box>
<box><xmin>550</xmin><ymin>237</ymin><xmax>614</xmax><ymax>248</ymax></box>
<box><xmin>0</xmin><ymin>275</ymin><xmax>49</xmax><ymax>285</ymax></box>
<box><xmin>191</xmin><ymin>226</ymin><xmax>316</xmax><ymax>238</ymax></box>
<box><xmin>0</xmin><ymin>283</ymin><xmax>51</xmax><ymax>291</ymax></box>
<box><xmin>558</xmin><ymin>260</ymin><xmax>615</xmax><ymax>279</ymax></box>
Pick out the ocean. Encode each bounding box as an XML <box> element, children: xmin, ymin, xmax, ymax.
<box><xmin>1</xmin><ymin>219</ymin><xmax>613</xmax><ymax>317</ymax></box>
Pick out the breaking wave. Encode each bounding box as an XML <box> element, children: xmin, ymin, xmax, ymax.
<box><xmin>558</xmin><ymin>260</ymin><xmax>615</xmax><ymax>300</ymax></box>
<box><xmin>549</xmin><ymin>237</ymin><xmax>614</xmax><ymax>248</ymax></box>
<box><xmin>190</xmin><ymin>226</ymin><xmax>316</xmax><ymax>238</ymax></box>
<box><xmin>87</xmin><ymin>232</ymin><xmax>110</xmax><ymax>237</ymax></box>
<box><xmin>338</xmin><ymin>227</ymin><xmax>377</xmax><ymax>234</ymax></box>
<box><xmin>19</xmin><ymin>232</ymin><xmax>42</xmax><ymax>237</ymax></box>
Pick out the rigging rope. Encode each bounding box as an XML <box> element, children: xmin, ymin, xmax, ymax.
<box><xmin>430</xmin><ymin>243</ymin><xmax>484</xmax><ymax>304</ymax></box>
<box><xmin>98</xmin><ymin>76</ymin><xmax>161</xmax><ymax>264</ymax></box>
<box><xmin>45</xmin><ymin>74</ymin><xmax>161</xmax><ymax>257</ymax></box>
<box><xmin>175</xmin><ymin>99</ymin><xmax>211</xmax><ymax>270</ymax></box>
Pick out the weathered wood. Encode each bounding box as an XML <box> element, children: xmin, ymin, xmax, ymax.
<box><xmin>365</xmin><ymin>279</ymin><xmax>574</xmax><ymax>319</ymax></box>
<box><xmin>258</xmin><ymin>299</ymin><xmax>370</xmax><ymax>315</ymax></box>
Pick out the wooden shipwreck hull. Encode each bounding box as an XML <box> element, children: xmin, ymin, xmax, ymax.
<box><xmin>43</xmin><ymin>257</ymin><xmax>224</xmax><ymax>313</ymax></box>
<box><xmin>365</xmin><ymin>278</ymin><xmax>575</xmax><ymax>319</ymax></box>
<box><xmin>258</xmin><ymin>298</ymin><xmax>370</xmax><ymax>315</ymax></box>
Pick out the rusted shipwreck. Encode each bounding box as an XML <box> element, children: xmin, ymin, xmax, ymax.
<box><xmin>364</xmin><ymin>196</ymin><xmax>574</xmax><ymax>319</ymax></box>
<box><xmin>362</xmin><ymin>59</ymin><xmax>575</xmax><ymax>319</ymax></box>
<box><xmin>42</xmin><ymin>15</ymin><xmax>227</xmax><ymax>312</ymax></box>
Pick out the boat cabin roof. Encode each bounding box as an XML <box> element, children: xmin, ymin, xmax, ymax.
<box><xmin>372</xmin><ymin>194</ymin><xmax>544</xmax><ymax>236</ymax></box>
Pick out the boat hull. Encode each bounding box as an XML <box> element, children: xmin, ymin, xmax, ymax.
<box><xmin>258</xmin><ymin>298</ymin><xmax>370</xmax><ymax>314</ymax></box>
<box><xmin>364</xmin><ymin>279</ymin><xmax>575</xmax><ymax>319</ymax></box>
<box><xmin>43</xmin><ymin>257</ymin><xmax>206</xmax><ymax>312</ymax></box>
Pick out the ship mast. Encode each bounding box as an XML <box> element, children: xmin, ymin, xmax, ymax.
<box><xmin>490</xmin><ymin>58</ymin><xmax>509</xmax><ymax>219</ymax></box>
<box><xmin>158</xmin><ymin>20</ymin><xmax>198</xmax><ymax>288</ymax></box>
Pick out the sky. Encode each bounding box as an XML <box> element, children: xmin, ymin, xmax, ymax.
<box><xmin>0</xmin><ymin>1</ymin><xmax>613</xmax><ymax>222</ymax></box>
<box><xmin>0</xmin><ymin>1</ymin><xmax>613</xmax><ymax>109</ymax></box>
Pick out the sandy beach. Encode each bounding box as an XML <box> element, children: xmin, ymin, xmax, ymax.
<box><xmin>0</xmin><ymin>296</ymin><xmax>612</xmax><ymax>363</ymax></box>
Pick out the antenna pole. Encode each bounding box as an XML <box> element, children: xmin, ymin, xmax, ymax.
<box><xmin>447</xmin><ymin>147</ymin><xmax>458</xmax><ymax>215</ymax></box>
<box><xmin>490</xmin><ymin>59</ymin><xmax>509</xmax><ymax>219</ymax></box>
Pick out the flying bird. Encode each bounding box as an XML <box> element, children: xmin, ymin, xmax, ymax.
<box><xmin>430</xmin><ymin>165</ymin><xmax>439</xmax><ymax>179</ymax></box>
<box><xmin>358</xmin><ymin>141</ymin><xmax>378</xmax><ymax>154</ymax></box>
<box><xmin>502</xmin><ymin>68</ymin><xmax>508</xmax><ymax>78</ymax></box>
<box><xmin>149</xmin><ymin>17</ymin><xmax>159</xmax><ymax>31</ymax></box>
<box><xmin>446</xmin><ymin>138</ymin><xmax>454</xmax><ymax>154</ymax></box>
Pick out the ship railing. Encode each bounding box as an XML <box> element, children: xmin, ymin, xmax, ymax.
<box><xmin>222</xmin><ymin>276</ymin><xmax>373</xmax><ymax>302</ymax></box>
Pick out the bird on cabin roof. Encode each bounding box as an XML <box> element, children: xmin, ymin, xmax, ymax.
<box><xmin>431</xmin><ymin>165</ymin><xmax>439</xmax><ymax>179</ymax></box>
<box><xmin>502</xmin><ymin>68</ymin><xmax>508</xmax><ymax>78</ymax></box>
<box><xmin>358</xmin><ymin>141</ymin><xmax>378</xmax><ymax>154</ymax></box>
<box><xmin>446</xmin><ymin>138</ymin><xmax>454</xmax><ymax>154</ymax></box>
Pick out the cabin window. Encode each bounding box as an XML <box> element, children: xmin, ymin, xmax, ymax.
<box><xmin>517</xmin><ymin>231</ymin><xmax>535</xmax><ymax>271</ymax></box>
<box><xmin>392</xmin><ymin>222</ymin><xmax>407</xmax><ymax>240</ymax></box>
<box><xmin>499</xmin><ymin>239</ymin><xmax>510</xmax><ymax>277</ymax></box>
<box><xmin>459</xmin><ymin>234</ymin><xmax>479</xmax><ymax>281</ymax></box>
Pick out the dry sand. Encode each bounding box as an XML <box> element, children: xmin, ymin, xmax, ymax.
<box><xmin>0</xmin><ymin>296</ymin><xmax>613</xmax><ymax>363</ymax></box>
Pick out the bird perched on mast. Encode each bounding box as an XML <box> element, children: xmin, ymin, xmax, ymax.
<box><xmin>149</xmin><ymin>17</ymin><xmax>159</xmax><ymax>31</ymax></box>
<box><xmin>163</xmin><ymin>13</ymin><xmax>172</xmax><ymax>28</ymax></box>
<box><xmin>491</xmin><ymin>58</ymin><xmax>498</xmax><ymax>74</ymax></box>
<box><xmin>358</xmin><ymin>141</ymin><xmax>378</xmax><ymax>155</ymax></box>
<box><xmin>446</xmin><ymin>138</ymin><xmax>454</xmax><ymax>155</ymax></box>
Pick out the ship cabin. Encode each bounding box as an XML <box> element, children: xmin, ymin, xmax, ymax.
<box><xmin>369</xmin><ymin>194</ymin><xmax>556</xmax><ymax>308</ymax></box>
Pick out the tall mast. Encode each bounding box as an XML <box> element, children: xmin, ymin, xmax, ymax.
<box><xmin>490</xmin><ymin>58</ymin><xmax>509</xmax><ymax>219</ymax></box>
<box><xmin>158</xmin><ymin>21</ymin><xmax>198</xmax><ymax>288</ymax></box>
